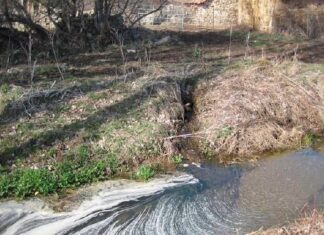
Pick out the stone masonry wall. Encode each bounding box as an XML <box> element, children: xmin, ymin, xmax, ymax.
<box><xmin>140</xmin><ymin>0</ymin><xmax>238</xmax><ymax>28</ymax></box>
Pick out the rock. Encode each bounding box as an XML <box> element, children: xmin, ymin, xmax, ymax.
<box><xmin>127</xmin><ymin>49</ymin><xmax>137</xmax><ymax>54</ymax></box>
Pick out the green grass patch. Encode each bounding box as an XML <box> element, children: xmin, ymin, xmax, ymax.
<box><xmin>0</xmin><ymin>150</ymin><xmax>119</xmax><ymax>199</ymax></box>
<box><xmin>171</xmin><ymin>154</ymin><xmax>183</xmax><ymax>165</ymax></box>
<box><xmin>214</xmin><ymin>126</ymin><xmax>233</xmax><ymax>139</ymax></box>
<box><xmin>302</xmin><ymin>133</ymin><xmax>315</xmax><ymax>147</ymax></box>
<box><xmin>88</xmin><ymin>91</ymin><xmax>108</xmax><ymax>101</ymax></box>
<box><xmin>250</xmin><ymin>32</ymin><xmax>295</xmax><ymax>47</ymax></box>
<box><xmin>136</xmin><ymin>165</ymin><xmax>155</xmax><ymax>181</ymax></box>
<box><xmin>0</xmin><ymin>84</ymin><xmax>10</xmax><ymax>94</ymax></box>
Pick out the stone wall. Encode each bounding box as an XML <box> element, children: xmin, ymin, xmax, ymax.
<box><xmin>190</xmin><ymin>0</ymin><xmax>238</xmax><ymax>27</ymax></box>
<box><xmin>140</xmin><ymin>0</ymin><xmax>238</xmax><ymax>28</ymax></box>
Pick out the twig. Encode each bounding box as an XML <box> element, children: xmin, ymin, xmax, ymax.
<box><xmin>228</xmin><ymin>25</ymin><xmax>233</xmax><ymax>64</ymax></box>
<box><xmin>30</xmin><ymin>59</ymin><xmax>37</xmax><ymax>88</ymax></box>
<box><xmin>279</xmin><ymin>72</ymin><xmax>318</xmax><ymax>101</ymax></box>
<box><xmin>165</xmin><ymin>129</ymin><xmax>219</xmax><ymax>140</ymax></box>
<box><xmin>48</xmin><ymin>31</ymin><xmax>64</xmax><ymax>80</ymax></box>
<box><xmin>245</xmin><ymin>31</ymin><xmax>251</xmax><ymax>60</ymax></box>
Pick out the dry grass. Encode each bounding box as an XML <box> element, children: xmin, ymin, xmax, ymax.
<box><xmin>249</xmin><ymin>211</ymin><xmax>324</xmax><ymax>235</ymax></box>
<box><xmin>193</xmin><ymin>59</ymin><xmax>324</xmax><ymax>161</ymax></box>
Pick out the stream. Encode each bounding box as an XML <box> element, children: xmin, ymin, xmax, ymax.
<box><xmin>0</xmin><ymin>148</ymin><xmax>324</xmax><ymax>235</ymax></box>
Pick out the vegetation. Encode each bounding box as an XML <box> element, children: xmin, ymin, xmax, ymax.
<box><xmin>302</xmin><ymin>133</ymin><xmax>316</xmax><ymax>147</ymax></box>
<box><xmin>136</xmin><ymin>165</ymin><xmax>155</xmax><ymax>181</ymax></box>
<box><xmin>0</xmin><ymin>146</ymin><xmax>119</xmax><ymax>198</ymax></box>
<box><xmin>171</xmin><ymin>154</ymin><xmax>184</xmax><ymax>165</ymax></box>
<box><xmin>0</xmin><ymin>0</ymin><xmax>167</xmax><ymax>54</ymax></box>
<box><xmin>0</xmin><ymin>1</ymin><xmax>323</xmax><ymax>199</ymax></box>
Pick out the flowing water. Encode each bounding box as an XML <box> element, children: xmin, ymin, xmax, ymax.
<box><xmin>1</xmin><ymin>148</ymin><xmax>324</xmax><ymax>235</ymax></box>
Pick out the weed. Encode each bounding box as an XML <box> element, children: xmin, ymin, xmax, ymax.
<box><xmin>132</xmin><ymin>141</ymin><xmax>161</xmax><ymax>158</ymax></box>
<box><xmin>0</xmin><ymin>153</ymin><xmax>118</xmax><ymax>199</ymax></box>
<box><xmin>215</xmin><ymin>126</ymin><xmax>232</xmax><ymax>139</ymax></box>
<box><xmin>302</xmin><ymin>133</ymin><xmax>315</xmax><ymax>147</ymax></box>
<box><xmin>136</xmin><ymin>165</ymin><xmax>155</xmax><ymax>181</ymax></box>
<box><xmin>171</xmin><ymin>154</ymin><xmax>183</xmax><ymax>164</ymax></box>
<box><xmin>47</xmin><ymin>148</ymin><xmax>56</xmax><ymax>158</ymax></box>
<box><xmin>0</xmin><ymin>84</ymin><xmax>10</xmax><ymax>94</ymax></box>
<box><xmin>17</xmin><ymin>123</ymin><xmax>34</xmax><ymax>134</ymax></box>
<box><xmin>89</xmin><ymin>92</ymin><xmax>107</xmax><ymax>101</ymax></box>
<box><xmin>75</xmin><ymin>160</ymin><xmax>106</xmax><ymax>185</ymax></box>
<box><xmin>107</xmin><ymin>154</ymin><xmax>119</xmax><ymax>174</ymax></box>
<box><xmin>192</xmin><ymin>45</ymin><xmax>202</xmax><ymax>61</ymax></box>
<box><xmin>200</xmin><ymin>140</ymin><xmax>215</xmax><ymax>159</ymax></box>
<box><xmin>0</xmin><ymin>176</ymin><xmax>11</xmax><ymax>198</ymax></box>
<box><xmin>77</xmin><ymin>145</ymin><xmax>90</xmax><ymax>160</ymax></box>
<box><xmin>12</xmin><ymin>169</ymin><xmax>58</xmax><ymax>198</ymax></box>
<box><xmin>56</xmin><ymin>161</ymin><xmax>77</xmax><ymax>188</ymax></box>
<box><xmin>36</xmin><ymin>65</ymin><xmax>56</xmax><ymax>75</ymax></box>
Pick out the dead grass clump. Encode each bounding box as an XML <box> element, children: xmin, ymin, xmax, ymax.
<box><xmin>193</xmin><ymin>60</ymin><xmax>324</xmax><ymax>159</ymax></box>
<box><xmin>249</xmin><ymin>211</ymin><xmax>324</xmax><ymax>235</ymax></box>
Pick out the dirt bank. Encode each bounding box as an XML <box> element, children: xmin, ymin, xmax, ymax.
<box><xmin>193</xmin><ymin>60</ymin><xmax>324</xmax><ymax>161</ymax></box>
<box><xmin>249</xmin><ymin>211</ymin><xmax>324</xmax><ymax>235</ymax></box>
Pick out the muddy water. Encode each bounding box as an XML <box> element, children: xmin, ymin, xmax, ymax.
<box><xmin>0</xmin><ymin>148</ymin><xmax>324</xmax><ymax>235</ymax></box>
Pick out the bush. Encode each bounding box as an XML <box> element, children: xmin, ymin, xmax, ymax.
<box><xmin>136</xmin><ymin>165</ymin><xmax>155</xmax><ymax>181</ymax></box>
<box><xmin>171</xmin><ymin>154</ymin><xmax>183</xmax><ymax>165</ymax></box>
<box><xmin>302</xmin><ymin>133</ymin><xmax>315</xmax><ymax>147</ymax></box>
<box><xmin>0</xmin><ymin>176</ymin><xmax>11</xmax><ymax>198</ymax></box>
<box><xmin>0</xmin><ymin>84</ymin><xmax>10</xmax><ymax>94</ymax></box>
<box><xmin>75</xmin><ymin>160</ymin><xmax>106</xmax><ymax>185</ymax></box>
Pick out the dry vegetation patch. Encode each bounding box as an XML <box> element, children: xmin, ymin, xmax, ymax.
<box><xmin>193</xmin><ymin>60</ymin><xmax>324</xmax><ymax>161</ymax></box>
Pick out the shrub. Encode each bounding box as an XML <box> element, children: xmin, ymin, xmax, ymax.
<box><xmin>136</xmin><ymin>165</ymin><xmax>155</xmax><ymax>181</ymax></box>
<box><xmin>171</xmin><ymin>154</ymin><xmax>183</xmax><ymax>165</ymax></box>
<box><xmin>107</xmin><ymin>154</ymin><xmax>119</xmax><ymax>174</ymax></box>
<box><xmin>302</xmin><ymin>133</ymin><xmax>315</xmax><ymax>147</ymax></box>
<box><xmin>192</xmin><ymin>45</ymin><xmax>202</xmax><ymax>61</ymax></box>
<box><xmin>0</xmin><ymin>84</ymin><xmax>10</xmax><ymax>94</ymax></box>
<box><xmin>56</xmin><ymin>161</ymin><xmax>77</xmax><ymax>188</ymax></box>
<box><xmin>75</xmin><ymin>160</ymin><xmax>106</xmax><ymax>185</ymax></box>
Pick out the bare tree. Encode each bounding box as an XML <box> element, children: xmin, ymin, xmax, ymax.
<box><xmin>0</xmin><ymin>0</ymin><xmax>168</xmax><ymax>51</ymax></box>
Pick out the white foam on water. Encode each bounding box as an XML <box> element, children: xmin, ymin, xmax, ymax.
<box><xmin>0</xmin><ymin>174</ymin><xmax>199</xmax><ymax>235</ymax></box>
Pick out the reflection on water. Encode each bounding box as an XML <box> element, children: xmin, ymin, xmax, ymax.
<box><xmin>1</xmin><ymin>149</ymin><xmax>324</xmax><ymax>235</ymax></box>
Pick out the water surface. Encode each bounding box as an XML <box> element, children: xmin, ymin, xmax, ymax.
<box><xmin>1</xmin><ymin>149</ymin><xmax>324</xmax><ymax>235</ymax></box>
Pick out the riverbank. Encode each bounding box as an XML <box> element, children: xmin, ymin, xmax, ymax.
<box><xmin>1</xmin><ymin>147</ymin><xmax>324</xmax><ymax>234</ymax></box>
<box><xmin>0</xmin><ymin>29</ymin><xmax>324</xmax><ymax>199</ymax></box>
<box><xmin>249</xmin><ymin>211</ymin><xmax>324</xmax><ymax>235</ymax></box>
<box><xmin>192</xmin><ymin>59</ymin><xmax>324</xmax><ymax>162</ymax></box>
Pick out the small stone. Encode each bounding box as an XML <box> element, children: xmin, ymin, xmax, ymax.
<box><xmin>191</xmin><ymin>162</ymin><xmax>201</xmax><ymax>168</ymax></box>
